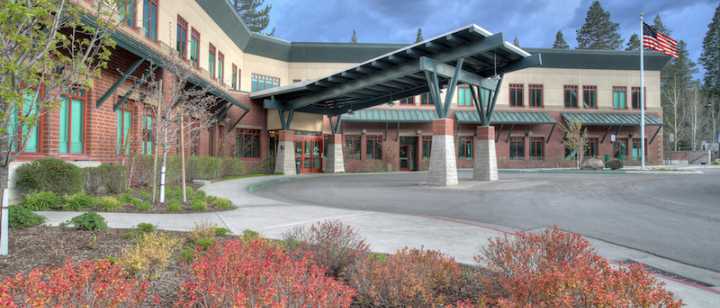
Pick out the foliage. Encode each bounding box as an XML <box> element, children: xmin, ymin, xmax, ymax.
<box><xmin>552</xmin><ymin>30</ymin><xmax>569</xmax><ymax>49</ymax></box>
<box><xmin>69</xmin><ymin>212</ymin><xmax>107</xmax><ymax>231</ymax></box>
<box><xmin>625</xmin><ymin>33</ymin><xmax>641</xmax><ymax>51</ymax></box>
<box><xmin>242</xmin><ymin>229</ymin><xmax>260</xmax><ymax>242</ymax></box>
<box><xmin>207</xmin><ymin>195</ymin><xmax>234</xmax><ymax>209</ymax></box>
<box><xmin>167</xmin><ymin>200</ymin><xmax>183</xmax><ymax>212</ymax></box>
<box><xmin>128</xmin><ymin>197</ymin><xmax>151</xmax><ymax>211</ymax></box>
<box><xmin>0</xmin><ymin>259</ymin><xmax>148</xmax><ymax>307</ymax></box>
<box><xmin>8</xmin><ymin>206</ymin><xmax>45</xmax><ymax>229</ymax></box>
<box><xmin>576</xmin><ymin>1</ymin><xmax>622</xmax><ymax>50</ymax></box>
<box><xmin>348</xmin><ymin>247</ymin><xmax>466</xmax><ymax>307</ymax></box>
<box><xmin>64</xmin><ymin>192</ymin><xmax>95</xmax><ymax>210</ymax></box>
<box><xmin>477</xmin><ymin>226</ymin><xmax>682</xmax><ymax>307</ymax></box>
<box><xmin>175</xmin><ymin>239</ymin><xmax>355</xmax><ymax>307</ymax></box>
<box><xmin>231</xmin><ymin>0</ymin><xmax>274</xmax><ymax>34</ymax></box>
<box><xmin>415</xmin><ymin>28</ymin><xmax>424</xmax><ymax>43</ymax></box>
<box><xmin>351</xmin><ymin>29</ymin><xmax>358</xmax><ymax>44</ymax></box>
<box><xmin>96</xmin><ymin>196</ymin><xmax>122</xmax><ymax>211</ymax></box>
<box><xmin>136</xmin><ymin>222</ymin><xmax>156</xmax><ymax>233</ymax></box>
<box><xmin>700</xmin><ymin>3</ymin><xmax>720</xmax><ymax>96</ymax></box>
<box><xmin>189</xmin><ymin>222</ymin><xmax>219</xmax><ymax>250</ymax></box>
<box><xmin>605</xmin><ymin>159</ymin><xmax>624</xmax><ymax>170</ymax></box>
<box><xmin>84</xmin><ymin>163</ymin><xmax>127</xmax><ymax>195</ymax></box>
<box><xmin>179</xmin><ymin>247</ymin><xmax>195</xmax><ymax>263</ymax></box>
<box><xmin>220</xmin><ymin>158</ymin><xmax>246</xmax><ymax>178</ymax></box>
<box><xmin>284</xmin><ymin>220</ymin><xmax>369</xmax><ymax>278</ymax></box>
<box><xmin>188</xmin><ymin>156</ymin><xmax>223</xmax><ymax>180</ymax></box>
<box><xmin>14</xmin><ymin>159</ymin><xmax>83</xmax><ymax>195</ymax></box>
<box><xmin>119</xmin><ymin>232</ymin><xmax>180</xmax><ymax>280</ymax></box>
<box><xmin>214</xmin><ymin>227</ymin><xmax>231</xmax><ymax>237</ymax></box>
<box><xmin>190</xmin><ymin>198</ymin><xmax>207</xmax><ymax>211</ymax></box>
<box><xmin>560</xmin><ymin>120</ymin><xmax>588</xmax><ymax>168</ymax></box>
<box><xmin>20</xmin><ymin>191</ymin><xmax>63</xmax><ymax>210</ymax></box>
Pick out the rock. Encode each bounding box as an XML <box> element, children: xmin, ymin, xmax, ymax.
<box><xmin>580</xmin><ymin>158</ymin><xmax>605</xmax><ymax>170</ymax></box>
<box><xmin>605</xmin><ymin>159</ymin><xmax>624</xmax><ymax>170</ymax></box>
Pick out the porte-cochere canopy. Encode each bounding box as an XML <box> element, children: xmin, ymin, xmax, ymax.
<box><xmin>251</xmin><ymin>25</ymin><xmax>541</xmax><ymax>118</ymax></box>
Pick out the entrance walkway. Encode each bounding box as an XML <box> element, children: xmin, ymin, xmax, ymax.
<box><xmin>37</xmin><ymin>175</ymin><xmax>720</xmax><ymax>307</ymax></box>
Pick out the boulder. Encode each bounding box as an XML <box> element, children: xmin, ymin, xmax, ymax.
<box><xmin>580</xmin><ymin>158</ymin><xmax>605</xmax><ymax>170</ymax></box>
<box><xmin>605</xmin><ymin>159</ymin><xmax>624</xmax><ymax>170</ymax></box>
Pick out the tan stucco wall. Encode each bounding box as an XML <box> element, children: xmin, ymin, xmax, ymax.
<box><xmin>288</xmin><ymin>62</ymin><xmax>356</xmax><ymax>82</ymax></box>
<box><xmin>266</xmin><ymin>110</ymin><xmax>324</xmax><ymax>132</ymax></box>
<box><xmin>242</xmin><ymin>53</ymin><xmax>290</xmax><ymax>90</ymax></box>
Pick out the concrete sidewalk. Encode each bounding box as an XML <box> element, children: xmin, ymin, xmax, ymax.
<box><xmin>38</xmin><ymin>175</ymin><xmax>720</xmax><ymax>307</ymax></box>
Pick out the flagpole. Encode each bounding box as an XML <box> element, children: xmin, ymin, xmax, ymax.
<box><xmin>640</xmin><ymin>12</ymin><xmax>646</xmax><ymax>169</ymax></box>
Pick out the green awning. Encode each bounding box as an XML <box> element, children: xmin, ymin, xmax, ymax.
<box><xmin>561</xmin><ymin>112</ymin><xmax>662</xmax><ymax>126</ymax></box>
<box><xmin>455</xmin><ymin>111</ymin><xmax>555</xmax><ymax>124</ymax></box>
<box><xmin>342</xmin><ymin>109</ymin><xmax>438</xmax><ymax>123</ymax></box>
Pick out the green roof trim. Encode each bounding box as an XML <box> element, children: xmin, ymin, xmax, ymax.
<box><xmin>455</xmin><ymin>111</ymin><xmax>556</xmax><ymax>124</ymax></box>
<box><xmin>343</xmin><ymin>109</ymin><xmax>438</xmax><ymax>123</ymax></box>
<box><xmin>561</xmin><ymin>112</ymin><xmax>662</xmax><ymax>126</ymax></box>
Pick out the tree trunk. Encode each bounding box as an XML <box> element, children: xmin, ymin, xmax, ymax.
<box><xmin>180</xmin><ymin>112</ymin><xmax>187</xmax><ymax>203</ymax></box>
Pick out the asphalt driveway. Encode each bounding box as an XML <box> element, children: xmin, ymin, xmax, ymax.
<box><xmin>255</xmin><ymin>169</ymin><xmax>720</xmax><ymax>273</ymax></box>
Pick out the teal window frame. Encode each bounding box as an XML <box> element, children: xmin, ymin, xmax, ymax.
<box><xmin>613</xmin><ymin>86</ymin><xmax>627</xmax><ymax>109</ymax></box>
<box><xmin>509</xmin><ymin>136</ymin><xmax>525</xmax><ymax>160</ymax></box>
<box><xmin>366</xmin><ymin>135</ymin><xmax>382</xmax><ymax>160</ymax></box>
<box><xmin>58</xmin><ymin>89</ymin><xmax>86</xmax><ymax>155</ymax></box>
<box><xmin>509</xmin><ymin>84</ymin><xmax>523</xmax><ymax>107</ymax></box>
<box><xmin>631</xmin><ymin>87</ymin><xmax>644</xmax><ymax>110</ymax></box>
<box><xmin>583</xmin><ymin>85</ymin><xmax>597</xmax><ymax>108</ymax></box>
<box><xmin>344</xmin><ymin>135</ymin><xmax>361</xmax><ymax>160</ymax></box>
<box><xmin>123</xmin><ymin>0</ymin><xmax>136</xmax><ymax>28</ymax></box>
<box><xmin>116</xmin><ymin>108</ymin><xmax>132</xmax><ymax>155</ymax></box>
<box><xmin>458</xmin><ymin>136</ymin><xmax>473</xmax><ymax>160</ymax></box>
<box><xmin>564</xmin><ymin>85</ymin><xmax>578</xmax><ymax>108</ymax></box>
<box><xmin>217</xmin><ymin>52</ymin><xmax>225</xmax><ymax>84</ymax></box>
<box><xmin>190</xmin><ymin>28</ymin><xmax>200</xmax><ymax>67</ymax></box>
<box><xmin>419</xmin><ymin>93</ymin><xmax>431</xmax><ymax>105</ymax></box>
<box><xmin>176</xmin><ymin>15</ymin><xmax>188</xmax><ymax>58</ymax></box>
<box><xmin>7</xmin><ymin>90</ymin><xmax>40</xmax><ymax>153</ymax></box>
<box><xmin>529</xmin><ymin>137</ymin><xmax>544</xmax><ymax>160</ymax></box>
<box><xmin>585</xmin><ymin>138</ymin><xmax>599</xmax><ymax>158</ymax></box>
<box><xmin>231</xmin><ymin>64</ymin><xmax>238</xmax><ymax>90</ymax></box>
<box><xmin>142</xmin><ymin>113</ymin><xmax>153</xmax><ymax>155</ymax></box>
<box><xmin>208</xmin><ymin>44</ymin><xmax>216</xmax><ymax>79</ymax></box>
<box><xmin>142</xmin><ymin>0</ymin><xmax>158</xmax><ymax>40</ymax></box>
<box><xmin>457</xmin><ymin>87</ymin><xmax>472</xmax><ymax>106</ymax></box>
<box><xmin>529</xmin><ymin>84</ymin><xmax>543</xmax><ymax>108</ymax></box>
<box><xmin>251</xmin><ymin>73</ymin><xmax>280</xmax><ymax>91</ymax></box>
<box><xmin>422</xmin><ymin>136</ymin><xmax>432</xmax><ymax>160</ymax></box>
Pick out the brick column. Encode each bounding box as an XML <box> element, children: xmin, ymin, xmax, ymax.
<box><xmin>474</xmin><ymin>126</ymin><xmax>498</xmax><ymax>181</ymax></box>
<box><xmin>274</xmin><ymin>130</ymin><xmax>296</xmax><ymax>175</ymax></box>
<box><xmin>323</xmin><ymin>134</ymin><xmax>345</xmax><ymax>173</ymax></box>
<box><xmin>427</xmin><ymin>118</ymin><xmax>458</xmax><ymax>186</ymax></box>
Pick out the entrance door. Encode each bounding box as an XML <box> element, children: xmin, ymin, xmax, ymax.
<box><xmin>294</xmin><ymin>135</ymin><xmax>323</xmax><ymax>174</ymax></box>
<box><xmin>400</xmin><ymin>145</ymin><xmax>412</xmax><ymax>171</ymax></box>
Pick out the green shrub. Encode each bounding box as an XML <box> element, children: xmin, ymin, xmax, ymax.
<box><xmin>136</xmin><ymin>222</ymin><xmax>156</xmax><ymax>233</ymax></box>
<box><xmin>188</xmin><ymin>188</ymin><xmax>206</xmax><ymax>201</ymax></box>
<box><xmin>167</xmin><ymin>200</ymin><xmax>183</xmax><ymax>212</ymax></box>
<box><xmin>242</xmin><ymin>229</ymin><xmax>259</xmax><ymax>242</ymax></box>
<box><xmin>14</xmin><ymin>158</ymin><xmax>84</xmax><ymax>195</ymax></box>
<box><xmin>221</xmin><ymin>158</ymin><xmax>246</xmax><ymax>177</ymax></box>
<box><xmin>194</xmin><ymin>237</ymin><xmax>215</xmax><ymax>250</ymax></box>
<box><xmin>70</xmin><ymin>212</ymin><xmax>107</xmax><ymax>231</ymax></box>
<box><xmin>207</xmin><ymin>196</ymin><xmax>233</xmax><ymax>210</ymax></box>
<box><xmin>129</xmin><ymin>198</ymin><xmax>152</xmax><ymax>211</ymax></box>
<box><xmin>179</xmin><ymin>246</ymin><xmax>195</xmax><ymax>263</ymax></box>
<box><xmin>214</xmin><ymin>227</ymin><xmax>231</xmax><ymax>237</ymax></box>
<box><xmin>712</xmin><ymin>159</ymin><xmax>720</xmax><ymax>166</ymax></box>
<box><xmin>21</xmin><ymin>192</ymin><xmax>63</xmax><ymax>210</ymax></box>
<box><xmin>84</xmin><ymin>163</ymin><xmax>127</xmax><ymax>195</ymax></box>
<box><xmin>65</xmin><ymin>193</ymin><xmax>96</xmax><ymax>210</ymax></box>
<box><xmin>188</xmin><ymin>156</ymin><xmax>222</xmax><ymax>180</ymax></box>
<box><xmin>190</xmin><ymin>198</ymin><xmax>207</xmax><ymax>212</ymax></box>
<box><xmin>9</xmin><ymin>206</ymin><xmax>45</xmax><ymax>229</ymax></box>
<box><xmin>605</xmin><ymin>159</ymin><xmax>624</xmax><ymax>170</ymax></box>
<box><xmin>96</xmin><ymin>196</ymin><xmax>122</xmax><ymax>212</ymax></box>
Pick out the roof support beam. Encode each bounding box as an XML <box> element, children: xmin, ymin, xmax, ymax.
<box><xmin>649</xmin><ymin>125</ymin><xmax>662</xmax><ymax>144</ymax></box>
<box><xmin>329</xmin><ymin>114</ymin><xmax>342</xmax><ymax>134</ymax></box>
<box><xmin>227</xmin><ymin>109</ymin><xmax>250</xmax><ymax>132</ymax></box>
<box><xmin>419</xmin><ymin>57</ymin><xmax>498</xmax><ymax>90</ymax></box>
<box><xmin>96</xmin><ymin>57</ymin><xmax>145</xmax><ymax>108</ymax></box>
<box><xmin>114</xmin><ymin>64</ymin><xmax>156</xmax><ymax>111</ymax></box>
<box><xmin>469</xmin><ymin>74</ymin><xmax>503</xmax><ymax>126</ymax></box>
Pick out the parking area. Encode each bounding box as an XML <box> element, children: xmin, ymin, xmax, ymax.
<box><xmin>255</xmin><ymin>168</ymin><xmax>720</xmax><ymax>273</ymax></box>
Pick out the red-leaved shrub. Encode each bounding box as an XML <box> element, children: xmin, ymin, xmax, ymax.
<box><xmin>283</xmin><ymin>220</ymin><xmax>369</xmax><ymax>278</ymax></box>
<box><xmin>0</xmin><ymin>259</ymin><xmax>149</xmax><ymax>307</ymax></box>
<box><xmin>476</xmin><ymin>226</ymin><xmax>682</xmax><ymax>307</ymax></box>
<box><xmin>348</xmin><ymin>247</ymin><xmax>469</xmax><ymax>307</ymax></box>
<box><xmin>175</xmin><ymin>239</ymin><xmax>355</xmax><ymax>307</ymax></box>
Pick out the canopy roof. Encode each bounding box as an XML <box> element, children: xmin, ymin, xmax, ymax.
<box><xmin>561</xmin><ymin>112</ymin><xmax>663</xmax><ymax>126</ymax></box>
<box><xmin>252</xmin><ymin>25</ymin><xmax>539</xmax><ymax>115</ymax></box>
<box><xmin>456</xmin><ymin>110</ymin><xmax>555</xmax><ymax>125</ymax></box>
<box><xmin>343</xmin><ymin>109</ymin><xmax>438</xmax><ymax>123</ymax></box>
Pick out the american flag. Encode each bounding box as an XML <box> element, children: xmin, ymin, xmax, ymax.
<box><xmin>643</xmin><ymin>22</ymin><xmax>678</xmax><ymax>58</ymax></box>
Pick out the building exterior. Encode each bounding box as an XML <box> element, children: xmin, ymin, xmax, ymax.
<box><xmin>9</xmin><ymin>0</ymin><xmax>670</xmax><ymax>183</ymax></box>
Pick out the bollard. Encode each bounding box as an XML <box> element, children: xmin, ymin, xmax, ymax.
<box><xmin>1</xmin><ymin>188</ymin><xmax>9</xmax><ymax>256</ymax></box>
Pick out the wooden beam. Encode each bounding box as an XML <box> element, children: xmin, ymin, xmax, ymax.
<box><xmin>96</xmin><ymin>57</ymin><xmax>145</xmax><ymax>108</ymax></box>
<box><xmin>227</xmin><ymin>109</ymin><xmax>250</xmax><ymax>132</ymax></box>
<box><xmin>649</xmin><ymin>126</ymin><xmax>662</xmax><ymax>144</ymax></box>
<box><xmin>546</xmin><ymin>123</ymin><xmax>556</xmax><ymax>144</ymax></box>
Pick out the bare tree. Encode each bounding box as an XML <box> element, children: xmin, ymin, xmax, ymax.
<box><xmin>560</xmin><ymin>120</ymin><xmax>588</xmax><ymax>169</ymax></box>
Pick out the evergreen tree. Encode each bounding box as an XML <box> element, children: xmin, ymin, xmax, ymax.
<box><xmin>513</xmin><ymin>36</ymin><xmax>520</xmax><ymax>47</ymax></box>
<box><xmin>553</xmin><ymin>31</ymin><xmax>569</xmax><ymax>49</ymax></box>
<box><xmin>351</xmin><ymin>30</ymin><xmax>358</xmax><ymax>44</ymax></box>
<box><xmin>232</xmin><ymin>0</ymin><xmax>273</xmax><ymax>35</ymax></box>
<box><xmin>576</xmin><ymin>1</ymin><xmax>622</xmax><ymax>49</ymax></box>
<box><xmin>653</xmin><ymin>14</ymin><xmax>670</xmax><ymax>35</ymax></box>
<box><xmin>625</xmin><ymin>34</ymin><xmax>640</xmax><ymax>51</ymax></box>
<box><xmin>663</xmin><ymin>40</ymin><xmax>698</xmax><ymax>151</ymax></box>
<box><xmin>416</xmin><ymin>28</ymin><xmax>424</xmax><ymax>43</ymax></box>
<box><xmin>699</xmin><ymin>3</ymin><xmax>720</xmax><ymax>144</ymax></box>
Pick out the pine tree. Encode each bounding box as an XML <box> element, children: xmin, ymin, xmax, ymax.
<box><xmin>552</xmin><ymin>31</ymin><xmax>569</xmax><ymax>49</ymax></box>
<box><xmin>653</xmin><ymin>14</ymin><xmax>670</xmax><ymax>35</ymax></box>
<box><xmin>625</xmin><ymin>34</ymin><xmax>640</xmax><ymax>51</ymax></box>
<box><xmin>699</xmin><ymin>3</ymin><xmax>720</xmax><ymax>145</ymax></box>
<box><xmin>232</xmin><ymin>0</ymin><xmax>273</xmax><ymax>34</ymax></box>
<box><xmin>416</xmin><ymin>28</ymin><xmax>424</xmax><ymax>43</ymax></box>
<box><xmin>351</xmin><ymin>30</ymin><xmax>358</xmax><ymax>44</ymax></box>
<box><xmin>576</xmin><ymin>1</ymin><xmax>622</xmax><ymax>49</ymax></box>
<box><xmin>513</xmin><ymin>36</ymin><xmax>520</xmax><ymax>47</ymax></box>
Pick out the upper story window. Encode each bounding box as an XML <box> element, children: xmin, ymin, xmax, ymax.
<box><xmin>613</xmin><ymin>86</ymin><xmax>627</xmax><ymax>109</ymax></box>
<box><xmin>208</xmin><ymin>44</ymin><xmax>216</xmax><ymax>79</ymax></box>
<box><xmin>509</xmin><ymin>84</ymin><xmax>524</xmax><ymax>107</ymax></box>
<box><xmin>122</xmin><ymin>0</ymin><xmax>136</xmax><ymax>28</ymax></box>
<box><xmin>583</xmin><ymin>85</ymin><xmax>597</xmax><ymax>108</ymax></box>
<box><xmin>529</xmin><ymin>84</ymin><xmax>543</xmax><ymax>108</ymax></box>
<box><xmin>419</xmin><ymin>93</ymin><xmax>431</xmax><ymax>105</ymax></box>
<box><xmin>218</xmin><ymin>52</ymin><xmax>225</xmax><ymax>84</ymax></box>
<box><xmin>142</xmin><ymin>0</ymin><xmax>158</xmax><ymax>40</ymax></box>
<box><xmin>398</xmin><ymin>97</ymin><xmax>414</xmax><ymax>105</ymax></box>
<box><xmin>251</xmin><ymin>73</ymin><xmax>280</xmax><ymax>91</ymax></box>
<box><xmin>58</xmin><ymin>87</ymin><xmax>88</xmax><ymax>155</ymax></box>
<box><xmin>190</xmin><ymin>28</ymin><xmax>200</xmax><ymax>67</ymax></box>
<box><xmin>564</xmin><ymin>85</ymin><xmax>578</xmax><ymax>108</ymax></box>
<box><xmin>231</xmin><ymin>64</ymin><xmax>238</xmax><ymax>90</ymax></box>
<box><xmin>176</xmin><ymin>16</ymin><xmax>188</xmax><ymax>59</ymax></box>
<box><xmin>631</xmin><ymin>87</ymin><xmax>645</xmax><ymax>109</ymax></box>
<box><xmin>457</xmin><ymin>87</ymin><xmax>472</xmax><ymax>106</ymax></box>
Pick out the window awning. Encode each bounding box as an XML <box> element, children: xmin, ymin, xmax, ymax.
<box><xmin>342</xmin><ymin>109</ymin><xmax>438</xmax><ymax>123</ymax></box>
<box><xmin>561</xmin><ymin>112</ymin><xmax>662</xmax><ymax>126</ymax></box>
<box><xmin>455</xmin><ymin>110</ymin><xmax>555</xmax><ymax>124</ymax></box>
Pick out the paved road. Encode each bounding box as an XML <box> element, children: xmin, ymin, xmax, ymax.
<box><xmin>255</xmin><ymin>169</ymin><xmax>720</xmax><ymax>273</ymax></box>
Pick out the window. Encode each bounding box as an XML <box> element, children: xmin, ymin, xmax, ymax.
<box><xmin>366</xmin><ymin>135</ymin><xmax>383</xmax><ymax>160</ymax></box>
<box><xmin>208</xmin><ymin>44</ymin><xmax>216</xmax><ymax>80</ymax></box>
<box><xmin>142</xmin><ymin>113</ymin><xmax>153</xmax><ymax>155</ymax></box>
<box><xmin>58</xmin><ymin>88</ymin><xmax>87</xmax><ymax>154</ymax></box>
<box><xmin>231</xmin><ymin>64</ymin><xmax>238</xmax><ymax>90</ymax></box>
<box><xmin>509</xmin><ymin>84</ymin><xmax>524</xmax><ymax>107</ymax></box>
<box><xmin>613</xmin><ymin>138</ymin><xmax>628</xmax><ymax>160</ymax></box>
<box><xmin>631</xmin><ymin>138</ymin><xmax>646</xmax><ymax>160</ymax></box>
<box><xmin>585</xmin><ymin>138</ymin><xmax>599</xmax><ymax>158</ymax></box>
<box><xmin>190</xmin><ymin>28</ymin><xmax>200</xmax><ymax>67</ymax></box>
<box><xmin>564</xmin><ymin>85</ymin><xmax>578</xmax><ymax>108</ymax></box>
<box><xmin>583</xmin><ymin>85</ymin><xmax>597</xmax><ymax>108</ymax></box>
<box><xmin>529</xmin><ymin>84</ymin><xmax>543</xmax><ymax>108</ymax></box>
<box><xmin>613</xmin><ymin>87</ymin><xmax>627</xmax><ymax>109</ymax></box>
<box><xmin>217</xmin><ymin>52</ymin><xmax>225</xmax><ymax>84</ymax></box>
<box><xmin>344</xmin><ymin>135</ymin><xmax>361</xmax><ymax>160</ymax></box>
<box><xmin>458</xmin><ymin>136</ymin><xmax>473</xmax><ymax>160</ymax></box>
<box><xmin>176</xmin><ymin>16</ymin><xmax>188</xmax><ymax>59</ymax></box>
<box><xmin>251</xmin><ymin>73</ymin><xmax>280</xmax><ymax>91</ymax></box>
<box><xmin>530</xmin><ymin>137</ymin><xmax>543</xmax><ymax>160</ymax></box>
<box><xmin>631</xmin><ymin>87</ymin><xmax>645</xmax><ymax>110</ymax></box>
<box><xmin>116</xmin><ymin>108</ymin><xmax>132</xmax><ymax>155</ymax></box>
<box><xmin>235</xmin><ymin>129</ymin><xmax>260</xmax><ymax>158</ymax></box>
<box><xmin>457</xmin><ymin>86</ymin><xmax>472</xmax><ymax>106</ymax></box>
<box><xmin>419</xmin><ymin>93</ymin><xmax>431</xmax><ymax>105</ymax></box>
<box><xmin>509</xmin><ymin>137</ymin><xmax>525</xmax><ymax>160</ymax></box>
<box><xmin>123</xmin><ymin>0</ymin><xmax>136</xmax><ymax>28</ymax></box>
<box><xmin>422</xmin><ymin>136</ymin><xmax>432</xmax><ymax>160</ymax></box>
<box><xmin>7</xmin><ymin>90</ymin><xmax>40</xmax><ymax>153</ymax></box>
<box><xmin>398</xmin><ymin>97</ymin><xmax>414</xmax><ymax>105</ymax></box>
<box><xmin>142</xmin><ymin>0</ymin><xmax>157</xmax><ymax>40</ymax></box>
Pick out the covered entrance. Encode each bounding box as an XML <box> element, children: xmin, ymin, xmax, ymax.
<box><xmin>399</xmin><ymin>136</ymin><xmax>418</xmax><ymax>171</ymax></box>
<box><xmin>294</xmin><ymin>134</ymin><xmax>323</xmax><ymax>174</ymax></box>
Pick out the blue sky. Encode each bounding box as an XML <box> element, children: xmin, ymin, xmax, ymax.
<box><xmin>267</xmin><ymin>0</ymin><xmax>718</xmax><ymax>79</ymax></box>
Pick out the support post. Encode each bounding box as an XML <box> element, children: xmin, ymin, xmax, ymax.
<box><xmin>474</xmin><ymin>126</ymin><xmax>498</xmax><ymax>181</ymax></box>
<box><xmin>1</xmin><ymin>189</ymin><xmax>9</xmax><ymax>256</ymax></box>
<box><xmin>324</xmin><ymin>133</ymin><xmax>345</xmax><ymax>173</ymax></box>
<box><xmin>427</xmin><ymin>118</ymin><xmax>458</xmax><ymax>186</ymax></box>
<box><xmin>275</xmin><ymin>130</ymin><xmax>296</xmax><ymax>175</ymax></box>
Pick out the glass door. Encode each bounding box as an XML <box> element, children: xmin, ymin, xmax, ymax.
<box><xmin>294</xmin><ymin>135</ymin><xmax>323</xmax><ymax>174</ymax></box>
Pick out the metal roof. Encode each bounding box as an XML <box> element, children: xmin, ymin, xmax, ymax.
<box><xmin>342</xmin><ymin>109</ymin><xmax>438</xmax><ymax>123</ymax></box>
<box><xmin>251</xmin><ymin>25</ymin><xmax>537</xmax><ymax>115</ymax></box>
<box><xmin>561</xmin><ymin>112</ymin><xmax>663</xmax><ymax>126</ymax></box>
<box><xmin>456</xmin><ymin>110</ymin><xmax>556</xmax><ymax>125</ymax></box>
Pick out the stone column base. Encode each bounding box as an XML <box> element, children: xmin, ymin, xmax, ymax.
<box><xmin>274</xmin><ymin>130</ymin><xmax>296</xmax><ymax>175</ymax></box>
<box><xmin>473</xmin><ymin>126</ymin><xmax>498</xmax><ymax>181</ymax></box>
<box><xmin>323</xmin><ymin>134</ymin><xmax>345</xmax><ymax>173</ymax></box>
<box><xmin>427</xmin><ymin>118</ymin><xmax>458</xmax><ymax>186</ymax></box>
